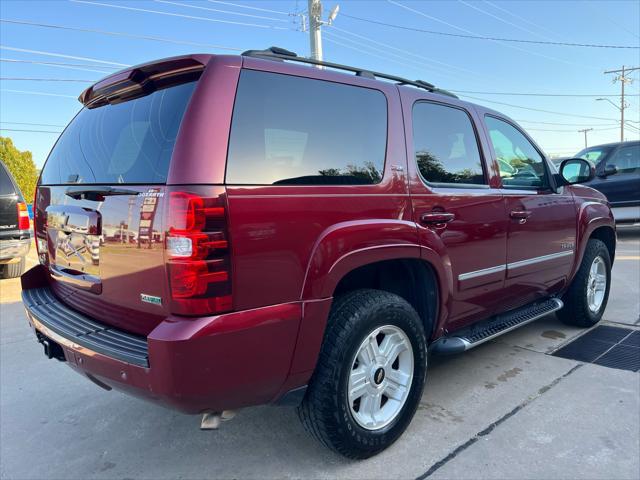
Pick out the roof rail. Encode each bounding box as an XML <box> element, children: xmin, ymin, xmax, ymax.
<box><xmin>241</xmin><ymin>47</ymin><xmax>458</xmax><ymax>99</ymax></box>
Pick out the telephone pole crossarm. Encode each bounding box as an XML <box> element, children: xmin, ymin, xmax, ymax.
<box><xmin>604</xmin><ymin>66</ymin><xmax>639</xmax><ymax>142</ymax></box>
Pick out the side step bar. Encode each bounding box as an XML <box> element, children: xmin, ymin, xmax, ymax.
<box><xmin>430</xmin><ymin>298</ymin><xmax>563</xmax><ymax>355</ymax></box>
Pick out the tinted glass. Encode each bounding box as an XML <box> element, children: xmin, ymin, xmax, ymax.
<box><xmin>608</xmin><ymin>144</ymin><xmax>640</xmax><ymax>174</ymax></box>
<box><xmin>575</xmin><ymin>146</ymin><xmax>614</xmax><ymax>164</ymax></box>
<box><xmin>226</xmin><ymin>70</ymin><xmax>387</xmax><ymax>185</ymax></box>
<box><xmin>485</xmin><ymin>116</ymin><xmax>548</xmax><ymax>189</ymax></box>
<box><xmin>412</xmin><ymin>102</ymin><xmax>484</xmax><ymax>185</ymax></box>
<box><xmin>0</xmin><ymin>163</ymin><xmax>15</xmax><ymax>195</ymax></box>
<box><xmin>40</xmin><ymin>81</ymin><xmax>197</xmax><ymax>185</ymax></box>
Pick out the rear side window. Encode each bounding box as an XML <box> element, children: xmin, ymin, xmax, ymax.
<box><xmin>412</xmin><ymin>102</ymin><xmax>485</xmax><ymax>186</ymax></box>
<box><xmin>40</xmin><ymin>81</ymin><xmax>197</xmax><ymax>185</ymax></box>
<box><xmin>0</xmin><ymin>163</ymin><xmax>15</xmax><ymax>195</ymax></box>
<box><xmin>226</xmin><ymin>70</ymin><xmax>387</xmax><ymax>185</ymax></box>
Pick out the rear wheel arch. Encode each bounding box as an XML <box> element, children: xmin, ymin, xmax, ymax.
<box><xmin>332</xmin><ymin>258</ymin><xmax>440</xmax><ymax>341</ymax></box>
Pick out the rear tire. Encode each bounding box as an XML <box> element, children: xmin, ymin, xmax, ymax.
<box><xmin>1</xmin><ymin>257</ymin><xmax>25</xmax><ymax>279</ymax></box>
<box><xmin>558</xmin><ymin>239</ymin><xmax>611</xmax><ymax>327</ymax></box>
<box><xmin>297</xmin><ymin>289</ymin><xmax>427</xmax><ymax>459</ymax></box>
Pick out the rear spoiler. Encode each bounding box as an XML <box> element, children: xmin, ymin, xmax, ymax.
<box><xmin>79</xmin><ymin>54</ymin><xmax>211</xmax><ymax>109</ymax></box>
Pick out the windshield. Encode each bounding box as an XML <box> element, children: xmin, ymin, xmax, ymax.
<box><xmin>40</xmin><ymin>81</ymin><xmax>197</xmax><ymax>185</ymax></box>
<box><xmin>575</xmin><ymin>146</ymin><xmax>613</xmax><ymax>164</ymax></box>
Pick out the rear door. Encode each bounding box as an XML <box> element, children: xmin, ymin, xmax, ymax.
<box><xmin>401</xmin><ymin>92</ymin><xmax>509</xmax><ymax>331</ymax></box>
<box><xmin>35</xmin><ymin>79</ymin><xmax>198</xmax><ymax>336</ymax></box>
<box><xmin>482</xmin><ymin>115</ymin><xmax>577</xmax><ymax>310</ymax></box>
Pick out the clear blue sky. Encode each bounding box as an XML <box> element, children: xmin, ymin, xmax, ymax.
<box><xmin>1</xmin><ymin>0</ymin><xmax>639</xmax><ymax>167</ymax></box>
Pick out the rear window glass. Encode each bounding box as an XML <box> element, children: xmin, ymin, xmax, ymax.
<box><xmin>0</xmin><ymin>163</ymin><xmax>15</xmax><ymax>195</ymax></box>
<box><xmin>40</xmin><ymin>81</ymin><xmax>197</xmax><ymax>185</ymax></box>
<box><xmin>226</xmin><ymin>70</ymin><xmax>387</xmax><ymax>185</ymax></box>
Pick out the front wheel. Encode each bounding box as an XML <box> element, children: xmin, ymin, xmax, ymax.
<box><xmin>297</xmin><ymin>289</ymin><xmax>427</xmax><ymax>459</ymax></box>
<box><xmin>558</xmin><ymin>239</ymin><xmax>612</xmax><ymax>327</ymax></box>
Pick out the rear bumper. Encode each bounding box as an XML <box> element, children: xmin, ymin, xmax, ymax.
<box><xmin>21</xmin><ymin>265</ymin><xmax>330</xmax><ymax>414</ymax></box>
<box><xmin>0</xmin><ymin>237</ymin><xmax>30</xmax><ymax>261</ymax></box>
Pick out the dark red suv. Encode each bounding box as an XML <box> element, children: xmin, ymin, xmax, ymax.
<box><xmin>22</xmin><ymin>48</ymin><xmax>615</xmax><ymax>458</ymax></box>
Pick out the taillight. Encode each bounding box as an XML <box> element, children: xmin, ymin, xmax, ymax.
<box><xmin>165</xmin><ymin>188</ymin><xmax>232</xmax><ymax>316</ymax></box>
<box><xmin>17</xmin><ymin>202</ymin><xmax>29</xmax><ymax>230</ymax></box>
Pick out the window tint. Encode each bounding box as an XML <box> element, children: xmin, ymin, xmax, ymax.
<box><xmin>0</xmin><ymin>163</ymin><xmax>15</xmax><ymax>195</ymax></box>
<box><xmin>412</xmin><ymin>102</ymin><xmax>484</xmax><ymax>185</ymax></box>
<box><xmin>608</xmin><ymin>144</ymin><xmax>640</xmax><ymax>175</ymax></box>
<box><xmin>40</xmin><ymin>81</ymin><xmax>197</xmax><ymax>185</ymax></box>
<box><xmin>485</xmin><ymin>116</ymin><xmax>548</xmax><ymax>189</ymax></box>
<box><xmin>226</xmin><ymin>70</ymin><xmax>387</xmax><ymax>185</ymax></box>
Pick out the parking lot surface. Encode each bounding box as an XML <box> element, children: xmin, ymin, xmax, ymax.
<box><xmin>1</xmin><ymin>228</ymin><xmax>639</xmax><ymax>480</ymax></box>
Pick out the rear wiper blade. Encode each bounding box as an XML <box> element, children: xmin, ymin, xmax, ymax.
<box><xmin>65</xmin><ymin>186</ymin><xmax>138</xmax><ymax>201</ymax></box>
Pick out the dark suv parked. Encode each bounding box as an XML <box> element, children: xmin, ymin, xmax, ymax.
<box><xmin>21</xmin><ymin>49</ymin><xmax>615</xmax><ymax>458</ymax></box>
<box><xmin>0</xmin><ymin>160</ymin><xmax>31</xmax><ymax>278</ymax></box>
<box><xmin>574</xmin><ymin>141</ymin><xmax>640</xmax><ymax>224</ymax></box>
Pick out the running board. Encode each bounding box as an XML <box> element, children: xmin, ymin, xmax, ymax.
<box><xmin>430</xmin><ymin>298</ymin><xmax>564</xmax><ymax>355</ymax></box>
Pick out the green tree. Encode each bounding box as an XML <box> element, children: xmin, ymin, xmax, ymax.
<box><xmin>0</xmin><ymin>136</ymin><xmax>38</xmax><ymax>201</ymax></box>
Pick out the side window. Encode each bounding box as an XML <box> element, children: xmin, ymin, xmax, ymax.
<box><xmin>226</xmin><ymin>70</ymin><xmax>387</xmax><ymax>185</ymax></box>
<box><xmin>607</xmin><ymin>145</ymin><xmax>640</xmax><ymax>175</ymax></box>
<box><xmin>485</xmin><ymin>116</ymin><xmax>548</xmax><ymax>189</ymax></box>
<box><xmin>412</xmin><ymin>102</ymin><xmax>485</xmax><ymax>185</ymax></box>
<box><xmin>0</xmin><ymin>163</ymin><xmax>15</xmax><ymax>196</ymax></box>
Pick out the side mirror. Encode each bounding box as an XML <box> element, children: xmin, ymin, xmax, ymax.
<box><xmin>560</xmin><ymin>158</ymin><xmax>595</xmax><ymax>185</ymax></box>
<box><xmin>598</xmin><ymin>164</ymin><xmax>618</xmax><ymax>178</ymax></box>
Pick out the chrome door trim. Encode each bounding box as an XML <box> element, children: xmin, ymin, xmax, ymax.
<box><xmin>458</xmin><ymin>251</ymin><xmax>574</xmax><ymax>281</ymax></box>
<box><xmin>458</xmin><ymin>264</ymin><xmax>506</xmax><ymax>281</ymax></box>
<box><xmin>507</xmin><ymin>250</ymin><xmax>573</xmax><ymax>270</ymax></box>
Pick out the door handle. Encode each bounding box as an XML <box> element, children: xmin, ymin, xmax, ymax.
<box><xmin>421</xmin><ymin>212</ymin><xmax>455</xmax><ymax>225</ymax></box>
<box><xmin>510</xmin><ymin>210</ymin><xmax>532</xmax><ymax>222</ymax></box>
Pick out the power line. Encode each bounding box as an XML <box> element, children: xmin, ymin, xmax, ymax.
<box><xmin>387</xmin><ymin>0</ymin><xmax>595</xmax><ymax>70</ymax></box>
<box><xmin>452</xmin><ymin>90</ymin><xmax>640</xmax><ymax>98</ymax></box>
<box><xmin>0</xmin><ymin>58</ymin><xmax>117</xmax><ymax>74</ymax></box>
<box><xmin>482</xmin><ymin>0</ymin><xmax>559</xmax><ymax>40</ymax></box>
<box><xmin>324</xmin><ymin>31</ymin><xmax>460</xmax><ymax>81</ymax></box>
<box><xmin>71</xmin><ymin>0</ymin><xmax>290</xmax><ymax>30</ymax></box>
<box><xmin>206</xmin><ymin>0</ymin><xmax>290</xmax><ymax>16</ymax></box>
<box><xmin>340</xmin><ymin>11</ymin><xmax>639</xmax><ymax>49</ymax></box>
<box><xmin>459</xmin><ymin>0</ymin><xmax>551</xmax><ymax>41</ymax></box>
<box><xmin>331</xmin><ymin>25</ymin><xmax>493</xmax><ymax>80</ymax></box>
<box><xmin>458</xmin><ymin>94</ymin><xmax>621</xmax><ymax>121</ymax></box>
<box><xmin>0</xmin><ymin>19</ymin><xmax>242</xmax><ymax>51</ymax></box>
<box><xmin>0</xmin><ymin>128</ymin><xmax>62</xmax><ymax>134</ymax></box>
<box><xmin>1</xmin><ymin>89</ymin><xmax>77</xmax><ymax>99</ymax></box>
<box><xmin>0</xmin><ymin>77</ymin><xmax>95</xmax><ymax>82</ymax></box>
<box><xmin>515</xmin><ymin>119</ymin><xmax>619</xmax><ymax>127</ymax></box>
<box><xmin>0</xmin><ymin>45</ymin><xmax>129</xmax><ymax>67</ymax></box>
<box><xmin>154</xmin><ymin>0</ymin><xmax>289</xmax><ymax>22</ymax></box>
<box><xmin>1</xmin><ymin>121</ymin><xmax>66</xmax><ymax>127</ymax></box>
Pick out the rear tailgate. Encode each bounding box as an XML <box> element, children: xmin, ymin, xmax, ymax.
<box><xmin>34</xmin><ymin>59</ymin><xmax>204</xmax><ymax>336</ymax></box>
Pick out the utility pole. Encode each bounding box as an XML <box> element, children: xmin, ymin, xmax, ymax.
<box><xmin>578</xmin><ymin>128</ymin><xmax>593</xmax><ymax>148</ymax></box>
<box><xmin>604</xmin><ymin>65</ymin><xmax>639</xmax><ymax>142</ymax></box>
<box><xmin>306</xmin><ymin>0</ymin><xmax>340</xmax><ymax>62</ymax></box>
<box><xmin>308</xmin><ymin>0</ymin><xmax>323</xmax><ymax>61</ymax></box>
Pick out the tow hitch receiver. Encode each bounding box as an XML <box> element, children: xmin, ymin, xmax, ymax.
<box><xmin>37</xmin><ymin>333</ymin><xmax>66</xmax><ymax>362</ymax></box>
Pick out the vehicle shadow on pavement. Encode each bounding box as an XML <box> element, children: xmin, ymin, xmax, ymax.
<box><xmin>2</xmin><ymin>292</ymin><xmax>639</xmax><ymax>480</ymax></box>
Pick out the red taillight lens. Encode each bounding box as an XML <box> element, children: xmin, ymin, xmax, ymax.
<box><xmin>165</xmin><ymin>188</ymin><xmax>231</xmax><ymax>316</ymax></box>
<box><xmin>17</xmin><ymin>202</ymin><xmax>30</xmax><ymax>230</ymax></box>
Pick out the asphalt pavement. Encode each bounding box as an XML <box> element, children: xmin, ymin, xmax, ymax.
<box><xmin>1</xmin><ymin>228</ymin><xmax>638</xmax><ymax>480</ymax></box>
